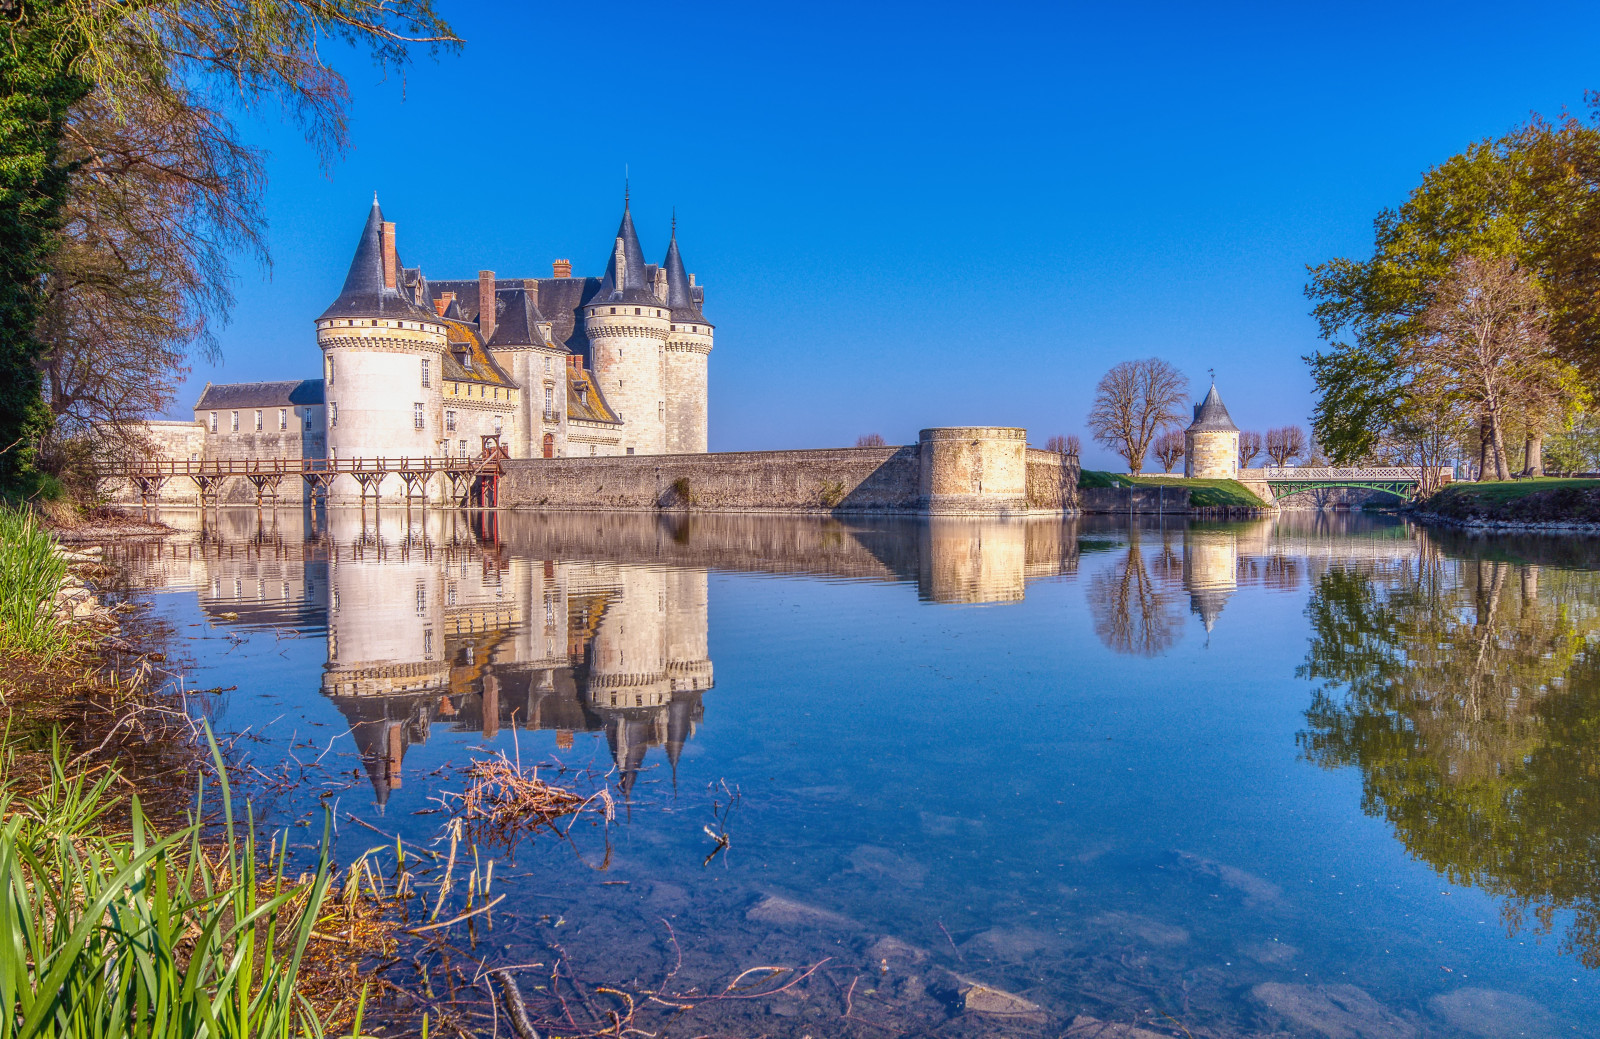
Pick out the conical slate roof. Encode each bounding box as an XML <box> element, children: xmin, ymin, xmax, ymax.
<box><xmin>663</xmin><ymin>229</ymin><xmax>711</xmax><ymax>327</ymax></box>
<box><xmin>1187</xmin><ymin>384</ymin><xmax>1238</xmax><ymax>433</ymax></box>
<box><xmin>590</xmin><ymin>202</ymin><xmax>660</xmax><ymax>307</ymax></box>
<box><xmin>317</xmin><ymin>198</ymin><xmax>438</xmax><ymax>322</ymax></box>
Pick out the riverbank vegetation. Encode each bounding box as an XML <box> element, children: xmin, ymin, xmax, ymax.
<box><xmin>0</xmin><ymin>506</ymin><xmax>72</xmax><ymax>660</ymax></box>
<box><xmin>1413</xmin><ymin>478</ymin><xmax>1600</xmax><ymax>525</ymax></box>
<box><xmin>1304</xmin><ymin>97</ymin><xmax>1600</xmax><ymax>484</ymax></box>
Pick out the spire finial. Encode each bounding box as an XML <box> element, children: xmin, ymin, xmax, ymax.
<box><xmin>1208</xmin><ymin>367</ymin><xmax>1216</xmax><ymax>384</ymax></box>
<box><xmin>373</xmin><ymin>190</ymin><xmax>379</xmax><ymax>204</ymax></box>
<box><xmin>671</xmin><ymin>206</ymin><xmax>676</xmax><ymax>238</ymax></box>
<box><xmin>624</xmin><ymin>163</ymin><xmax>629</xmax><ymax>208</ymax></box>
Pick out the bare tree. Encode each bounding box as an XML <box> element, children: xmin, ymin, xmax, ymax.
<box><xmin>1152</xmin><ymin>430</ymin><xmax>1185</xmax><ymax>473</ymax></box>
<box><xmin>1088</xmin><ymin>536</ymin><xmax>1182</xmax><ymax>657</ymax></box>
<box><xmin>1044</xmin><ymin>434</ymin><xmax>1068</xmax><ymax>453</ymax></box>
<box><xmin>855</xmin><ymin>433</ymin><xmax>886</xmax><ymax>447</ymax></box>
<box><xmin>1065</xmin><ymin>434</ymin><xmax>1081</xmax><ymax>457</ymax></box>
<box><xmin>1238</xmin><ymin>430</ymin><xmax>1263</xmax><ymax>467</ymax></box>
<box><xmin>1087</xmin><ymin>359</ymin><xmax>1188</xmax><ymax>473</ymax></box>
<box><xmin>1265</xmin><ymin>425</ymin><xmax>1307</xmax><ymax>467</ymax></box>
<box><xmin>1419</xmin><ymin>256</ymin><xmax>1573</xmax><ymax>480</ymax></box>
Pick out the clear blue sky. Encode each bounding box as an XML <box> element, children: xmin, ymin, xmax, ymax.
<box><xmin>175</xmin><ymin>0</ymin><xmax>1600</xmax><ymax>469</ymax></box>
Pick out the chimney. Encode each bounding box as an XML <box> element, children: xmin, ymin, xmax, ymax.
<box><xmin>567</xmin><ymin>354</ymin><xmax>583</xmax><ymax>374</ymax></box>
<box><xmin>552</xmin><ymin>258</ymin><xmax>572</xmax><ymax>278</ymax></box>
<box><xmin>478</xmin><ymin>270</ymin><xmax>496</xmax><ymax>342</ymax></box>
<box><xmin>654</xmin><ymin>267</ymin><xmax>667</xmax><ymax>301</ymax></box>
<box><xmin>613</xmin><ymin>238</ymin><xmax>626</xmax><ymax>293</ymax></box>
<box><xmin>433</xmin><ymin>290</ymin><xmax>455</xmax><ymax>317</ymax></box>
<box><xmin>381</xmin><ymin>222</ymin><xmax>397</xmax><ymax>290</ymax></box>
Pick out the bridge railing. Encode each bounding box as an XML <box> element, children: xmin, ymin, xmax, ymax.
<box><xmin>107</xmin><ymin>455</ymin><xmax>500</xmax><ymax>478</ymax></box>
<box><xmin>1239</xmin><ymin>466</ymin><xmax>1453</xmax><ymax>482</ymax></box>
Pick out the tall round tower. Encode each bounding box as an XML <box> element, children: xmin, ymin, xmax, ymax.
<box><xmin>315</xmin><ymin>199</ymin><xmax>448</xmax><ymax>498</ymax></box>
<box><xmin>1184</xmin><ymin>382</ymin><xmax>1240</xmax><ymax>480</ymax></box>
<box><xmin>582</xmin><ymin>198</ymin><xmax>669</xmax><ymax>455</ymax></box>
<box><xmin>662</xmin><ymin>222</ymin><xmax>713</xmax><ymax>453</ymax></box>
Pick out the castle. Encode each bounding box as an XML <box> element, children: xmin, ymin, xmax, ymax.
<box><xmin>163</xmin><ymin>194</ymin><xmax>713</xmax><ymax>503</ymax></box>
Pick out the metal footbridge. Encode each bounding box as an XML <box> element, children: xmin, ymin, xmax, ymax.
<box><xmin>1240</xmin><ymin>466</ymin><xmax>1453</xmax><ymax>502</ymax></box>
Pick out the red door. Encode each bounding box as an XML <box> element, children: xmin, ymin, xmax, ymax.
<box><xmin>542</xmin><ymin>433</ymin><xmax>554</xmax><ymax>458</ymax></box>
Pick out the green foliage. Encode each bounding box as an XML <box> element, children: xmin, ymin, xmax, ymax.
<box><xmin>0</xmin><ymin>505</ymin><xmax>72</xmax><ymax>660</ymax></box>
<box><xmin>1298</xmin><ymin>558</ymin><xmax>1600</xmax><ymax>965</ymax></box>
<box><xmin>0</xmin><ymin>3</ymin><xmax>93</xmax><ymax>492</ymax></box>
<box><xmin>0</xmin><ymin>731</ymin><xmax>339</xmax><ymax>1038</ymax></box>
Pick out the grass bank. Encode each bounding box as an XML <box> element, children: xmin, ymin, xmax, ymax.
<box><xmin>1078</xmin><ymin>470</ymin><xmax>1268</xmax><ymax>509</ymax></box>
<box><xmin>1416</xmin><ymin>478</ymin><xmax>1600</xmax><ymax>525</ymax></box>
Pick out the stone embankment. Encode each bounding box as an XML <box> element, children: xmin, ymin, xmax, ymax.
<box><xmin>1408</xmin><ymin>481</ymin><xmax>1600</xmax><ymax>533</ymax></box>
<box><xmin>49</xmin><ymin>543</ymin><xmax>130</xmax><ymax>640</ymax></box>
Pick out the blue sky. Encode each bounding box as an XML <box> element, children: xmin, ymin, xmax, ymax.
<box><xmin>177</xmin><ymin>1</ymin><xmax>1600</xmax><ymax>468</ymax></box>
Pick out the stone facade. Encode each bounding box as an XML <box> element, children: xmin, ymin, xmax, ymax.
<box><xmin>917</xmin><ymin>427</ymin><xmax>1030</xmax><ymax>514</ymax></box>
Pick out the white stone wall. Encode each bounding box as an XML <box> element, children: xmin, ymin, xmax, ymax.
<box><xmin>319</xmin><ymin>319</ymin><xmax>446</xmax><ymax>502</ymax></box>
<box><xmin>917</xmin><ymin>426</ymin><xmax>1029</xmax><ymax>513</ymax></box>
<box><xmin>664</xmin><ymin>326</ymin><xmax>711</xmax><ymax>453</ymax></box>
<box><xmin>585</xmin><ymin>305</ymin><xmax>669</xmax><ymax>455</ymax></box>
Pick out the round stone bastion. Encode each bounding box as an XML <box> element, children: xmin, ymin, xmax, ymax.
<box><xmin>917</xmin><ymin>426</ymin><xmax>1029</xmax><ymax>514</ymax></box>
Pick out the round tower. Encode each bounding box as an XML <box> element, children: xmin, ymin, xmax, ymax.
<box><xmin>315</xmin><ymin>199</ymin><xmax>448</xmax><ymax>500</ymax></box>
<box><xmin>1183</xmin><ymin>383</ymin><xmax>1240</xmax><ymax>480</ymax></box>
<box><xmin>662</xmin><ymin>220</ymin><xmax>713</xmax><ymax>453</ymax></box>
<box><xmin>583</xmin><ymin>198</ymin><xmax>669</xmax><ymax>455</ymax></box>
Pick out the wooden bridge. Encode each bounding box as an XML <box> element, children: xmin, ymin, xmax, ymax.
<box><xmin>1240</xmin><ymin>466</ymin><xmax>1453</xmax><ymax>502</ymax></box>
<box><xmin>108</xmin><ymin>436</ymin><xmax>509</xmax><ymax>508</ymax></box>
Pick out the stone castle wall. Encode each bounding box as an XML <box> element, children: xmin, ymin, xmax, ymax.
<box><xmin>1026</xmin><ymin>448</ymin><xmax>1079</xmax><ymax>509</ymax></box>
<box><xmin>497</xmin><ymin>446</ymin><xmax>923</xmax><ymax>512</ymax></box>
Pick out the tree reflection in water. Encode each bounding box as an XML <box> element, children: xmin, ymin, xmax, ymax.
<box><xmin>1088</xmin><ymin>529</ymin><xmax>1184</xmax><ymax>657</ymax></box>
<box><xmin>1298</xmin><ymin>550</ymin><xmax>1600</xmax><ymax>965</ymax></box>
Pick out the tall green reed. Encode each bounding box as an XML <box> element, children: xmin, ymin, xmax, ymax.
<box><xmin>0</xmin><ymin>507</ymin><xmax>72</xmax><ymax>661</ymax></box>
<box><xmin>0</xmin><ymin>731</ymin><xmax>346</xmax><ymax>1039</ymax></box>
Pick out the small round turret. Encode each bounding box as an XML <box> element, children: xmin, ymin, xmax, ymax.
<box><xmin>1183</xmin><ymin>383</ymin><xmax>1240</xmax><ymax>480</ymax></box>
<box><xmin>662</xmin><ymin>219</ymin><xmax>713</xmax><ymax>453</ymax></box>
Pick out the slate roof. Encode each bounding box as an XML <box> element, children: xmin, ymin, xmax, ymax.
<box><xmin>567</xmin><ymin>365</ymin><xmax>620</xmax><ymax>425</ymax></box>
<box><xmin>589</xmin><ymin>203</ymin><xmax>661</xmax><ymax>307</ymax></box>
<box><xmin>663</xmin><ymin>233</ymin><xmax>711</xmax><ymax>327</ymax></box>
<box><xmin>440</xmin><ymin>319</ymin><xmax>516</xmax><ymax>388</ymax></box>
<box><xmin>487</xmin><ymin>286</ymin><xmax>561</xmax><ymax>350</ymax></box>
<box><xmin>1187</xmin><ymin>384</ymin><xmax>1238</xmax><ymax>433</ymax></box>
<box><xmin>318</xmin><ymin>199</ymin><xmax>439</xmax><ymax>323</ymax></box>
<box><xmin>194</xmin><ymin>380</ymin><xmax>324</xmax><ymax>411</ymax></box>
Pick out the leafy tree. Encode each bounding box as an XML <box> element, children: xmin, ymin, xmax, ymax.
<box><xmin>1298</xmin><ymin>554</ymin><xmax>1600</xmax><ymax>966</ymax></box>
<box><xmin>1087</xmin><ymin>358</ymin><xmax>1187</xmax><ymax>474</ymax></box>
<box><xmin>1152</xmin><ymin>430</ymin><xmax>1184</xmax><ymax>473</ymax></box>
<box><xmin>0</xmin><ymin>3</ymin><xmax>92</xmax><ymax>492</ymax></box>
<box><xmin>1</xmin><ymin>0</ymin><xmax>458</xmax><ymax>493</ymax></box>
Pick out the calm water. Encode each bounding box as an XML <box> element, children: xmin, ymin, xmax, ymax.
<box><xmin>114</xmin><ymin>508</ymin><xmax>1600</xmax><ymax>1037</ymax></box>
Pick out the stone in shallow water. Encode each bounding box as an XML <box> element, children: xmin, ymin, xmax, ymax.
<box><xmin>848</xmin><ymin>844</ymin><xmax>928</xmax><ymax>886</ymax></box>
<box><xmin>1090</xmin><ymin>911</ymin><xmax>1190</xmax><ymax>946</ymax></box>
<box><xmin>1063</xmin><ymin>1015</ymin><xmax>1176</xmax><ymax>1039</ymax></box>
<box><xmin>867</xmin><ymin>934</ymin><xmax>929</xmax><ymax>967</ymax></box>
<box><xmin>745</xmin><ymin>894</ymin><xmax>860</xmax><ymax>931</ymax></box>
<box><xmin>1428</xmin><ymin>988</ymin><xmax>1559</xmax><ymax>1039</ymax></box>
<box><xmin>961</xmin><ymin>926</ymin><xmax>1056</xmax><ymax>960</ymax></box>
<box><xmin>1175</xmin><ymin>850</ymin><xmax>1284</xmax><ymax>904</ymax></box>
<box><xmin>958</xmin><ymin>979</ymin><xmax>1047</xmax><ymax>1023</ymax></box>
<box><xmin>1252</xmin><ymin>983</ymin><xmax>1417</xmax><ymax>1039</ymax></box>
<box><xmin>1239</xmin><ymin>938</ymin><xmax>1299</xmax><ymax>965</ymax></box>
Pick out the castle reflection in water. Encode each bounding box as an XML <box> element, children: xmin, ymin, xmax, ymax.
<box><xmin>114</xmin><ymin>508</ymin><xmax>1404</xmax><ymax>802</ymax></box>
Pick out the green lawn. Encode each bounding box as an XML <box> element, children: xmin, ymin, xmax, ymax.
<box><xmin>1430</xmin><ymin>477</ymin><xmax>1600</xmax><ymax>503</ymax></box>
<box><xmin>1078</xmin><ymin>470</ymin><xmax>1267</xmax><ymax>508</ymax></box>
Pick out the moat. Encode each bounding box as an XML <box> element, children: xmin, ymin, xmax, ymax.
<box><xmin>113</xmin><ymin>508</ymin><xmax>1600</xmax><ymax>1037</ymax></box>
